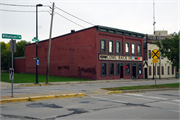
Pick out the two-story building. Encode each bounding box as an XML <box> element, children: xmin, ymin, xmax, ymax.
<box><xmin>14</xmin><ymin>25</ymin><xmax>145</xmax><ymax>80</ymax></box>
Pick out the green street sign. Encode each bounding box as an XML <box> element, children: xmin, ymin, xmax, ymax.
<box><xmin>32</xmin><ymin>37</ymin><xmax>39</xmax><ymax>42</ymax></box>
<box><xmin>2</xmin><ymin>33</ymin><xmax>22</xmax><ymax>39</ymax></box>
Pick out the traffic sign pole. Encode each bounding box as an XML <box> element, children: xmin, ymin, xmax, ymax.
<box><xmin>11</xmin><ymin>39</ymin><xmax>14</xmax><ymax>97</ymax></box>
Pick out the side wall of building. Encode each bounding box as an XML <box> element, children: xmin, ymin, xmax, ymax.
<box><xmin>14</xmin><ymin>57</ymin><xmax>26</xmax><ymax>73</ymax></box>
<box><xmin>25</xmin><ymin>28</ymin><xmax>97</xmax><ymax>79</ymax></box>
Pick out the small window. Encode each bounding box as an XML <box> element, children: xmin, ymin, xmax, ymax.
<box><xmin>149</xmin><ymin>66</ymin><xmax>151</xmax><ymax>75</ymax></box>
<box><xmin>125</xmin><ymin>42</ymin><xmax>129</xmax><ymax>54</ymax></box>
<box><xmin>157</xmin><ymin>66</ymin><xmax>160</xmax><ymax>75</ymax></box>
<box><xmin>125</xmin><ymin>63</ymin><xmax>130</xmax><ymax>75</ymax></box>
<box><xmin>162</xmin><ymin>66</ymin><xmax>164</xmax><ymax>75</ymax></box>
<box><xmin>149</xmin><ymin>50</ymin><xmax>151</xmax><ymax>59</ymax></box>
<box><xmin>172</xmin><ymin>66</ymin><xmax>174</xmax><ymax>75</ymax></box>
<box><xmin>168</xmin><ymin>66</ymin><xmax>170</xmax><ymax>75</ymax></box>
<box><xmin>117</xmin><ymin>63</ymin><xmax>120</xmax><ymax>75</ymax></box>
<box><xmin>116</xmin><ymin>41</ymin><xmax>121</xmax><ymax>54</ymax></box>
<box><xmin>137</xmin><ymin>44</ymin><xmax>142</xmax><ymax>55</ymax></box>
<box><xmin>138</xmin><ymin>63</ymin><xmax>142</xmax><ymax>74</ymax></box>
<box><xmin>109</xmin><ymin>62</ymin><xmax>114</xmax><ymax>76</ymax></box>
<box><xmin>101</xmin><ymin>62</ymin><xmax>107</xmax><ymax>76</ymax></box>
<box><xmin>101</xmin><ymin>39</ymin><xmax>106</xmax><ymax>53</ymax></box>
<box><xmin>109</xmin><ymin>40</ymin><xmax>114</xmax><ymax>53</ymax></box>
<box><xmin>131</xmin><ymin>43</ymin><xmax>135</xmax><ymax>55</ymax></box>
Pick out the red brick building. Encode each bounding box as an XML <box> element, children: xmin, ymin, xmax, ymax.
<box><xmin>15</xmin><ymin>26</ymin><xmax>145</xmax><ymax>80</ymax></box>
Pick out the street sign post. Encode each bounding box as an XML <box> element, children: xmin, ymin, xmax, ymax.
<box><xmin>2</xmin><ymin>33</ymin><xmax>21</xmax><ymax>39</ymax></box>
<box><xmin>151</xmin><ymin>49</ymin><xmax>160</xmax><ymax>85</ymax></box>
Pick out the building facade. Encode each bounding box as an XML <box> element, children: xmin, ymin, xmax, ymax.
<box><xmin>143</xmin><ymin>30</ymin><xmax>176</xmax><ymax>79</ymax></box>
<box><xmin>15</xmin><ymin>26</ymin><xmax>145</xmax><ymax>80</ymax></box>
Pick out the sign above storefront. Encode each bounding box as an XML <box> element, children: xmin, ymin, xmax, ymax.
<box><xmin>99</xmin><ymin>54</ymin><xmax>142</xmax><ymax>61</ymax></box>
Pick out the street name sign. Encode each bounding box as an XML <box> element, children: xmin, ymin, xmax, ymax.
<box><xmin>151</xmin><ymin>49</ymin><xmax>160</xmax><ymax>59</ymax></box>
<box><xmin>2</xmin><ymin>33</ymin><xmax>21</xmax><ymax>39</ymax></box>
<box><xmin>32</xmin><ymin>37</ymin><xmax>40</xmax><ymax>42</ymax></box>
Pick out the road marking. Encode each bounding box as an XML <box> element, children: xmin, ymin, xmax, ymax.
<box><xmin>113</xmin><ymin>94</ymin><xmax>152</xmax><ymax>101</ymax></box>
<box><xmin>172</xmin><ymin>99</ymin><xmax>180</xmax><ymax>102</ymax></box>
<box><xmin>91</xmin><ymin>96</ymin><xmax>127</xmax><ymax>103</ymax></box>
<box><xmin>125</xmin><ymin>93</ymin><xmax>167</xmax><ymax>100</ymax></box>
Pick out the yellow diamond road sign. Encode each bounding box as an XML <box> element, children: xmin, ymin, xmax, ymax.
<box><xmin>151</xmin><ymin>49</ymin><xmax>160</xmax><ymax>59</ymax></box>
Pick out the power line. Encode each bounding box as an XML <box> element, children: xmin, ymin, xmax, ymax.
<box><xmin>0</xmin><ymin>9</ymin><xmax>49</xmax><ymax>13</ymax></box>
<box><xmin>55</xmin><ymin>12</ymin><xmax>85</xmax><ymax>28</ymax></box>
<box><xmin>55</xmin><ymin>6</ymin><xmax>94</xmax><ymax>26</ymax></box>
<box><xmin>0</xmin><ymin>3</ymin><xmax>49</xmax><ymax>7</ymax></box>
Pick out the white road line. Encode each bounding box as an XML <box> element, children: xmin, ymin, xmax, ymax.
<box><xmin>113</xmin><ymin>94</ymin><xmax>152</xmax><ymax>101</ymax></box>
<box><xmin>125</xmin><ymin>93</ymin><xmax>168</xmax><ymax>100</ymax></box>
<box><xmin>91</xmin><ymin>96</ymin><xmax>127</xmax><ymax>103</ymax></box>
<box><xmin>172</xmin><ymin>99</ymin><xmax>180</xmax><ymax>102</ymax></box>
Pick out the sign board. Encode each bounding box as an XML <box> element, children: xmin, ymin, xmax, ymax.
<box><xmin>2</xmin><ymin>33</ymin><xmax>21</xmax><ymax>39</ymax></box>
<box><xmin>37</xmin><ymin>60</ymin><xmax>39</xmax><ymax>65</ymax></box>
<box><xmin>33</xmin><ymin>57</ymin><xmax>39</xmax><ymax>60</ymax></box>
<box><xmin>152</xmin><ymin>59</ymin><xmax>158</xmax><ymax>63</ymax></box>
<box><xmin>32</xmin><ymin>37</ymin><xmax>39</xmax><ymax>42</ymax></box>
<box><xmin>9</xmin><ymin>68</ymin><xmax>14</xmax><ymax>81</ymax></box>
<box><xmin>151</xmin><ymin>49</ymin><xmax>160</xmax><ymax>59</ymax></box>
<box><xmin>10</xmin><ymin>40</ymin><xmax>16</xmax><ymax>52</ymax></box>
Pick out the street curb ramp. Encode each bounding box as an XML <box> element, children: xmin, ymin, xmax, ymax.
<box><xmin>0</xmin><ymin>93</ymin><xmax>85</xmax><ymax>104</ymax></box>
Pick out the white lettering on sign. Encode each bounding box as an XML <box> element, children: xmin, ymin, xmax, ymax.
<box><xmin>99</xmin><ymin>54</ymin><xmax>142</xmax><ymax>61</ymax></box>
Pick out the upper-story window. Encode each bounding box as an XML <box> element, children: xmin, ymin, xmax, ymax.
<box><xmin>116</xmin><ymin>41</ymin><xmax>121</xmax><ymax>54</ymax></box>
<box><xmin>109</xmin><ymin>40</ymin><xmax>114</xmax><ymax>53</ymax></box>
<box><xmin>125</xmin><ymin>42</ymin><xmax>129</xmax><ymax>54</ymax></box>
<box><xmin>137</xmin><ymin>43</ymin><xmax>142</xmax><ymax>55</ymax></box>
<box><xmin>131</xmin><ymin>43</ymin><xmax>135</xmax><ymax>55</ymax></box>
<box><xmin>101</xmin><ymin>39</ymin><xmax>106</xmax><ymax>53</ymax></box>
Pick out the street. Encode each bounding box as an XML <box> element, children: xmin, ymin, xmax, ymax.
<box><xmin>1</xmin><ymin>79</ymin><xmax>179</xmax><ymax>96</ymax></box>
<box><xmin>1</xmin><ymin>90</ymin><xmax>179</xmax><ymax>120</ymax></box>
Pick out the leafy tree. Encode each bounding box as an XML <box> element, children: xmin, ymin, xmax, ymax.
<box><xmin>1</xmin><ymin>40</ymin><xmax>30</xmax><ymax>70</ymax></box>
<box><xmin>156</xmin><ymin>33</ymin><xmax>179</xmax><ymax>69</ymax></box>
<box><xmin>14</xmin><ymin>40</ymin><xmax>30</xmax><ymax>57</ymax></box>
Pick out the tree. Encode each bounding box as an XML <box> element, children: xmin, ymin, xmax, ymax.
<box><xmin>14</xmin><ymin>40</ymin><xmax>30</xmax><ymax>57</ymax></box>
<box><xmin>155</xmin><ymin>33</ymin><xmax>179</xmax><ymax>69</ymax></box>
<box><xmin>1</xmin><ymin>40</ymin><xmax>30</xmax><ymax>70</ymax></box>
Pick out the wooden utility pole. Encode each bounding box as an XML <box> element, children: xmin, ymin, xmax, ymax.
<box><xmin>46</xmin><ymin>2</ymin><xmax>55</xmax><ymax>84</ymax></box>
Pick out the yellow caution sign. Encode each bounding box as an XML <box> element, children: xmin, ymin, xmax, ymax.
<box><xmin>151</xmin><ymin>49</ymin><xmax>160</xmax><ymax>59</ymax></box>
<box><xmin>152</xmin><ymin>59</ymin><xmax>158</xmax><ymax>63</ymax></box>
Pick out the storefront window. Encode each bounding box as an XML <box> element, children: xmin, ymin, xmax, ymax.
<box><xmin>125</xmin><ymin>63</ymin><xmax>130</xmax><ymax>75</ymax></box>
<box><xmin>117</xmin><ymin>63</ymin><xmax>120</xmax><ymax>75</ymax></box>
<box><xmin>101</xmin><ymin>62</ymin><xmax>107</xmax><ymax>76</ymax></box>
<box><xmin>109</xmin><ymin>62</ymin><xmax>114</xmax><ymax>76</ymax></box>
<box><xmin>138</xmin><ymin>63</ymin><xmax>142</xmax><ymax>74</ymax></box>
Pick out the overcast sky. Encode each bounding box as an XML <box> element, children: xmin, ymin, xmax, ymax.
<box><xmin>0</xmin><ymin>0</ymin><xmax>179</xmax><ymax>43</ymax></box>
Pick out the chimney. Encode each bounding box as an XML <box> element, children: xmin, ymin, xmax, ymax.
<box><xmin>71</xmin><ymin>30</ymin><xmax>75</xmax><ymax>33</ymax></box>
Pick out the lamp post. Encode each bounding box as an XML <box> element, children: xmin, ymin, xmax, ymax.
<box><xmin>36</xmin><ymin>4</ymin><xmax>43</xmax><ymax>84</ymax></box>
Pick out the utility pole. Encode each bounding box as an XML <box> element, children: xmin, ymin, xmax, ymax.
<box><xmin>153</xmin><ymin>0</ymin><xmax>156</xmax><ymax>35</ymax></box>
<box><xmin>159</xmin><ymin>32</ymin><xmax>161</xmax><ymax>79</ymax></box>
<box><xmin>46</xmin><ymin>2</ymin><xmax>55</xmax><ymax>84</ymax></box>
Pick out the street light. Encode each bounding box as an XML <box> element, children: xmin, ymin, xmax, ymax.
<box><xmin>36</xmin><ymin>4</ymin><xmax>43</xmax><ymax>84</ymax></box>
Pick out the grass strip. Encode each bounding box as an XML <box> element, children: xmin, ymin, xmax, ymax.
<box><xmin>1</xmin><ymin>73</ymin><xmax>92</xmax><ymax>83</ymax></box>
<box><xmin>102</xmin><ymin>83</ymin><xmax>179</xmax><ymax>91</ymax></box>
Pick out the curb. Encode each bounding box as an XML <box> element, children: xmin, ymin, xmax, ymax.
<box><xmin>106</xmin><ymin>88</ymin><xmax>179</xmax><ymax>94</ymax></box>
<box><xmin>0</xmin><ymin>93</ymin><xmax>85</xmax><ymax>104</ymax></box>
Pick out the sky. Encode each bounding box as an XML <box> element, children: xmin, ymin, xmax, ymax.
<box><xmin>0</xmin><ymin>0</ymin><xmax>179</xmax><ymax>43</ymax></box>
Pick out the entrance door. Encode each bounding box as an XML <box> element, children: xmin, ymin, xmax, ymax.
<box><xmin>120</xmin><ymin>66</ymin><xmax>123</xmax><ymax>78</ymax></box>
<box><xmin>144</xmin><ymin>68</ymin><xmax>147</xmax><ymax>79</ymax></box>
<box><xmin>132</xmin><ymin>66</ymin><xmax>136</xmax><ymax>79</ymax></box>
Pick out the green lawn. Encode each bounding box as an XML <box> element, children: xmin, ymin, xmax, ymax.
<box><xmin>102</xmin><ymin>83</ymin><xmax>179</xmax><ymax>91</ymax></box>
<box><xmin>1</xmin><ymin>73</ymin><xmax>92</xmax><ymax>83</ymax></box>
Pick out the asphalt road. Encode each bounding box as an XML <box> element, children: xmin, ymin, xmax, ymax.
<box><xmin>1</xmin><ymin>79</ymin><xmax>179</xmax><ymax>96</ymax></box>
<box><xmin>1</xmin><ymin>90</ymin><xmax>179</xmax><ymax>120</ymax></box>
